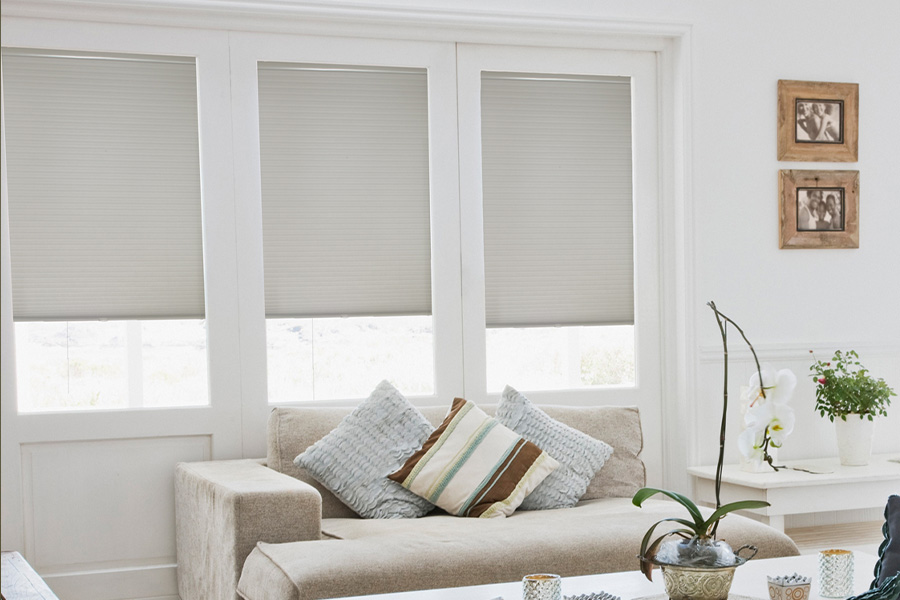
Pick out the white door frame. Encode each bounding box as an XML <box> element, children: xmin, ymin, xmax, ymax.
<box><xmin>455</xmin><ymin>43</ymin><xmax>665</xmax><ymax>486</ymax></box>
<box><xmin>0</xmin><ymin>17</ymin><xmax>242</xmax><ymax>600</ymax></box>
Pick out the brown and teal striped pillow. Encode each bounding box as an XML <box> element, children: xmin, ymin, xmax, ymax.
<box><xmin>388</xmin><ymin>397</ymin><xmax>558</xmax><ymax>518</ymax></box>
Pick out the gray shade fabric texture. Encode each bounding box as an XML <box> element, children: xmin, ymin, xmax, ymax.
<box><xmin>267</xmin><ymin>402</ymin><xmax>644</xmax><ymax>519</ymax></box>
<box><xmin>236</xmin><ymin>498</ymin><xmax>800</xmax><ymax>600</ymax></box>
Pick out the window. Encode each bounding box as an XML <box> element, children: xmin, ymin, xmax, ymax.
<box><xmin>2</xmin><ymin>48</ymin><xmax>208</xmax><ymax>411</ymax></box>
<box><xmin>257</xmin><ymin>63</ymin><xmax>434</xmax><ymax>401</ymax></box>
<box><xmin>479</xmin><ymin>72</ymin><xmax>636</xmax><ymax>392</ymax></box>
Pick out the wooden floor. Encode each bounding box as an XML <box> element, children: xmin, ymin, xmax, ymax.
<box><xmin>787</xmin><ymin>520</ymin><xmax>884</xmax><ymax>555</ymax></box>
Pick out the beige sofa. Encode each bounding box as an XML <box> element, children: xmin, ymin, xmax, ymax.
<box><xmin>175</xmin><ymin>404</ymin><xmax>799</xmax><ymax>600</ymax></box>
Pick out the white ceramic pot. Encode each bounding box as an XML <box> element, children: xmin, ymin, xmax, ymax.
<box><xmin>834</xmin><ymin>414</ymin><xmax>875</xmax><ymax>466</ymax></box>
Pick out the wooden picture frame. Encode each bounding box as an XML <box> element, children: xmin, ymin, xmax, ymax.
<box><xmin>777</xmin><ymin>80</ymin><xmax>858</xmax><ymax>162</ymax></box>
<box><xmin>779</xmin><ymin>170</ymin><xmax>859</xmax><ymax>249</ymax></box>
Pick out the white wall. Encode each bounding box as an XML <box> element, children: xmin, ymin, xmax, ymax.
<box><xmin>1</xmin><ymin>1</ymin><xmax>898</xmax><ymax>598</ymax></box>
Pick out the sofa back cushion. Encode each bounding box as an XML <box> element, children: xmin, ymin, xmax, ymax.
<box><xmin>267</xmin><ymin>403</ymin><xmax>645</xmax><ymax>519</ymax></box>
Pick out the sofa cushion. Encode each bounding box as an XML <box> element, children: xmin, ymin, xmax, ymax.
<box><xmin>877</xmin><ymin>495</ymin><xmax>900</xmax><ymax>585</ymax></box>
<box><xmin>496</xmin><ymin>385</ymin><xmax>613</xmax><ymax>510</ymax></box>
<box><xmin>389</xmin><ymin>397</ymin><xmax>558</xmax><ymax>518</ymax></box>
<box><xmin>236</xmin><ymin>497</ymin><xmax>800</xmax><ymax>600</ymax></box>
<box><xmin>269</xmin><ymin>401</ymin><xmax>645</xmax><ymax>519</ymax></box>
<box><xmin>293</xmin><ymin>381</ymin><xmax>435</xmax><ymax>519</ymax></box>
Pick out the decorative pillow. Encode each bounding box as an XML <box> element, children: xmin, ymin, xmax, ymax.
<box><xmin>294</xmin><ymin>380</ymin><xmax>435</xmax><ymax>519</ymax></box>
<box><xmin>877</xmin><ymin>495</ymin><xmax>900</xmax><ymax>585</ymax></box>
<box><xmin>496</xmin><ymin>385</ymin><xmax>613</xmax><ymax>510</ymax></box>
<box><xmin>388</xmin><ymin>397</ymin><xmax>558</xmax><ymax>518</ymax></box>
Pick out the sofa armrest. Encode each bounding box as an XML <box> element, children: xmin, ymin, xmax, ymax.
<box><xmin>175</xmin><ymin>459</ymin><xmax>322</xmax><ymax>600</ymax></box>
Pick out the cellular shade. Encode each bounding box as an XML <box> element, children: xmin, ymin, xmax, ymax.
<box><xmin>481</xmin><ymin>73</ymin><xmax>634</xmax><ymax>328</ymax></box>
<box><xmin>2</xmin><ymin>48</ymin><xmax>203</xmax><ymax>321</ymax></box>
<box><xmin>257</xmin><ymin>63</ymin><xmax>431</xmax><ymax>318</ymax></box>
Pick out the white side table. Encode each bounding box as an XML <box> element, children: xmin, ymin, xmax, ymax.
<box><xmin>688</xmin><ymin>454</ymin><xmax>900</xmax><ymax>532</ymax></box>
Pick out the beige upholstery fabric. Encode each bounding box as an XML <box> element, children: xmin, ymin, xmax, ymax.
<box><xmin>175</xmin><ymin>460</ymin><xmax>323</xmax><ymax>600</ymax></box>
<box><xmin>267</xmin><ymin>403</ymin><xmax>644</xmax><ymax>519</ymax></box>
<box><xmin>236</xmin><ymin>497</ymin><xmax>800</xmax><ymax>600</ymax></box>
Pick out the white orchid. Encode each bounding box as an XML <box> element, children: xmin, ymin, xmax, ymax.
<box><xmin>739</xmin><ymin>365</ymin><xmax>797</xmax><ymax>465</ymax></box>
<box><xmin>744</xmin><ymin>400</ymin><xmax>796</xmax><ymax>447</ymax></box>
<box><xmin>738</xmin><ymin>427</ymin><xmax>766</xmax><ymax>466</ymax></box>
<box><xmin>746</xmin><ymin>363</ymin><xmax>797</xmax><ymax>406</ymax></box>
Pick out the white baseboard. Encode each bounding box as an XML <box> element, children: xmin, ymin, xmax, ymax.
<box><xmin>42</xmin><ymin>564</ymin><xmax>178</xmax><ymax>600</ymax></box>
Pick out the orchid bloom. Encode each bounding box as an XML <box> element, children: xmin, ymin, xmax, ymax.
<box><xmin>746</xmin><ymin>364</ymin><xmax>797</xmax><ymax>406</ymax></box>
<box><xmin>738</xmin><ymin>427</ymin><xmax>766</xmax><ymax>466</ymax></box>
<box><xmin>744</xmin><ymin>400</ymin><xmax>796</xmax><ymax>447</ymax></box>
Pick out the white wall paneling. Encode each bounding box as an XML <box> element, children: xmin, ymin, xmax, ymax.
<box><xmin>22</xmin><ymin>437</ymin><xmax>210</xmax><ymax>584</ymax></box>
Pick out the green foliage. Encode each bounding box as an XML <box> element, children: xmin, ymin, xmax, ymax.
<box><xmin>810</xmin><ymin>350</ymin><xmax>896</xmax><ymax>422</ymax></box>
<box><xmin>632</xmin><ymin>487</ymin><xmax>769</xmax><ymax>569</ymax></box>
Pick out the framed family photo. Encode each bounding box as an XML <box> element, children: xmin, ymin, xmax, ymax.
<box><xmin>779</xmin><ymin>170</ymin><xmax>859</xmax><ymax>249</ymax></box>
<box><xmin>777</xmin><ymin>80</ymin><xmax>858</xmax><ymax>161</ymax></box>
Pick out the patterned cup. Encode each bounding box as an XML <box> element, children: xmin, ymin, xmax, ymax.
<box><xmin>818</xmin><ymin>549</ymin><xmax>854</xmax><ymax>598</ymax></box>
<box><xmin>767</xmin><ymin>577</ymin><xmax>811</xmax><ymax>600</ymax></box>
<box><xmin>523</xmin><ymin>573</ymin><xmax>562</xmax><ymax>600</ymax></box>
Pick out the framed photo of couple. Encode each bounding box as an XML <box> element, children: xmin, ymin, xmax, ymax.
<box><xmin>779</xmin><ymin>170</ymin><xmax>859</xmax><ymax>249</ymax></box>
<box><xmin>777</xmin><ymin>80</ymin><xmax>858</xmax><ymax>161</ymax></box>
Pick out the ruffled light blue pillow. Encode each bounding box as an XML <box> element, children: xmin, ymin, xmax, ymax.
<box><xmin>295</xmin><ymin>380</ymin><xmax>435</xmax><ymax>519</ymax></box>
<box><xmin>496</xmin><ymin>385</ymin><xmax>613</xmax><ymax>510</ymax></box>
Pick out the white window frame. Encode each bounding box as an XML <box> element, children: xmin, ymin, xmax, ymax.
<box><xmin>0</xmin><ymin>17</ymin><xmax>243</xmax><ymax>589</ymax></box>
<box><xmin>227</xmin><ymin>33</ymin><xmax>465</xmax><ymax>456</ymax></box>
<box><xmin>456</xmin><ymin>44</ymin><xmax>664</xmax><ymax>481</ymax></box>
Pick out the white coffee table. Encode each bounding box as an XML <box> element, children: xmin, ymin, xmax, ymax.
<box><xmin>332</xmin><ymin>553</ymin><xmax>878</xmax><ymax>600</ymax></box>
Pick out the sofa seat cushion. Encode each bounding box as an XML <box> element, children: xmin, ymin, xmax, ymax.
<box><xmin>236</xmin><ymin>498</ymin><xmax>799</xmax><ymax>600</ymax></box>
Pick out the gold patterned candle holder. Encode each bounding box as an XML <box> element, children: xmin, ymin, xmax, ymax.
<box><xmin>523</xmin><ymin>573</ymin><xmax>562</xmax><ymax>600</ymax></box>
<box><xmin>818</xmin><ymin>549</ymin><xmax>854</xmax><ymax>598</ymax></box>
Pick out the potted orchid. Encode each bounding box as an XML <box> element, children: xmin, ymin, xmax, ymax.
<box><xmin>632</xmin><ymin>302</ymin><xmax>770</xmax><ymax>600</ymax></box>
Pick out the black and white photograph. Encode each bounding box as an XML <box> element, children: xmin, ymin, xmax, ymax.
<box><xmin>778</xmin><ymin>80</ymin><xmax>858</xmax><ymax>161</ymax></box>
<box><xmin>795</xmin><ymin>99</ymin><xmax>843</xmax><ymax>143</ymax></box>
<box><xmin>796</xmin><ymin>188</ymin><xmax>844</xmax><ymax>231</ymax></box>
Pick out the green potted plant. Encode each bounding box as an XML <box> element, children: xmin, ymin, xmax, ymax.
<box><xmin>632</xmin><ymin>302</ymin><xmax>770</xmax><ymax>600</ymax></box>
<box><xmin>810</xmin><ymin>350</ymin><xmax>896</xmax><ymax>466</ymax></box>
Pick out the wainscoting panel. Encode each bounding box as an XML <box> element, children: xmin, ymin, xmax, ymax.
<box><xmin>21</xmin><ymin>436</ymin><xmax>211</xmax><ymax>574</ymax></box>
<box><xmin>42</xmin><ymin>565</ymin><xmax>179</xmax><ymax>600</ymax></box>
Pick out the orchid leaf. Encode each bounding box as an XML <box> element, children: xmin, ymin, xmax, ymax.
<box><xmin>638</xmin><ymin>517</ymin><xmax>701</xmax><ymax>558</ymax></box>
<box><xmin>639</xmin><ymin>527</ymin><xmax>696</xmax><ymax>581</ymax></box>
<box><xmin>701</xmin><ymin>500</ymin><xmax>770</xmax><ymax>530</ymax></box>
<box><xmin>632</xmin><ymin>487</ymin><xmax>705</xmax><ymax>528</ymax></box>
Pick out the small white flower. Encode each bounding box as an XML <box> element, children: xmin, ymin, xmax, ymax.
<box><xmin>744</xmin><ymin>400</ymin><xmax>796</xmax><ymax>447</ymax></box>
<box><xmin>738</xmin><ymin>427</ymin><xmax>766</xmax><ymax>464</ymax></box>
<box><xmin>747</xmin><ymin>364</ymin><xmax>797</xmax><ymax>406</ymax></box>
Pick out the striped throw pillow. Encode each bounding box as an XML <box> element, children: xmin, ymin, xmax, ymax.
<box><xmin>388</xmin><ymin>397</ymin><xmax>558</xmax><ymax>518</ymax></box>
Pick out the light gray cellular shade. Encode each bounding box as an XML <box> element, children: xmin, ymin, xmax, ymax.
<box><xmin>481</xmin><ymin>73</ymin><xmax>634</xmax><ymax>328</ymax></box>
<box><xmin>2</xmin><ymin>48</ymin><xmax>203</xmax><ymax>321</ymax></box>
<box><xmin>257</xmin><ymin>63</ymin><xmax>431</xmax><ymax>318</ymax></box>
